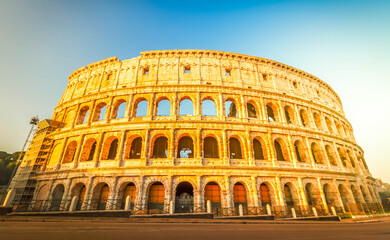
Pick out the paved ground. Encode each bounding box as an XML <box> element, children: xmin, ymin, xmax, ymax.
<box><xmin>1</xmin><ymin>217</ymin><xmax>390</xmax><ymax>240</ymax></box>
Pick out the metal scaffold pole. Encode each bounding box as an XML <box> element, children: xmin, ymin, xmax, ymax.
<box><xmin>7</xmin><ymin>116</ymin><xmax>39</xmax><ymax>189</ymax></box>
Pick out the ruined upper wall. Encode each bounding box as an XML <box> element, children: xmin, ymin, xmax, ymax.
<box><xmin>60</xmin><ymin>50</ymin><xmax>344</xmax><ymax>114</ymax></box>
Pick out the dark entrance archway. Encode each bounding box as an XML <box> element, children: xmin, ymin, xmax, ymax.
<box><xmin>175</xmin><ymin>182</ymin><xmax>194</xmax><ymax>213</ymax></box>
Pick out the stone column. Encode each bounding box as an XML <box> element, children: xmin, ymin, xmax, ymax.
<box><xmin>143</xmin><ymin>129</ymin><xmax>150</xmax><ymax>165</ymax></box>
<box><xmin>105</xmin><ymin>97</ymin><xmax>115</xmax><ymax>123</ymax></box>
<box><xmin>224</xmin><ymin>176</ymin><xmax>232</xmax><ymax>208</ymax></box>
<box><xmin>108</xmin><ymin>177</ymin><xmax>119</xmax><ymax>210</ymax></box>
<box><xmin>125</xmin><ymin>94</ymin><xmax>134</xmax><ymax>121</ymax></box>
<box><xmin>317</xmin><ymin>178</ymin><xmax>329</xmax><ymax>212</ymax></box>
<box><xmin>275</xmin><ymin>176</ymin><xmax>285</xmax><ymax>206</ymax></box>
<box><xmin>117</xmin><ymin>130</ymin><xmax>127</xmax><ymax>167</ymax></box>
<box><xmin>73</xmin><ymin>134</ymin><xmax>85</xmax><ymax>169</ymax></box>
<box><xmin>287</xmin><ymin>135</ymin><xmax>298</xmax><ymax>168</ymax></box>
<box><xmin>196</xmin><ymin>128</ymin><xmax>202</xmax><ymax>160</ymax></box>
<box><xmin>222</xmin><ymin>130</ymin><xmax>229</xmax><ymax>165</ymax></box>
<box><xmin>56</xmin><ymin>137</ymin><xmax>69</xmax><ymax>170</ymax></box>
<box><xmin>82</xmin><ymin>177</ymin><xmax>95</xmax><ymax>210</ymax></box>
<box><xmin>147</xmin><ymin>93</ymin><xmax>155</xmax><ymax>118</ymax></box>
<box><xmin>297</xmin><ymin>177</ymin><xmax>308</xmax><ymax>206</ymax></box>
<box><xmin>246</xmin><ymin>131</ymin><xmax>255</xmax><ymax>166</ymax></box>
<box><xmin>259</xmin><ymin>97</ymin><xmax>267</xmax><ymax>122</ymax></box>
<box><xmin>87</xmin><ymin>100</ymin><xmax>97</xmax><ymax>126</ymax></box>
<box><xmin>305</xmin><ymin>137</ymin><xmax>316</xmax><ymax>169</ymax></box>
<box><xmin>43</xmin><ymin>180</ymin><xmax>56</xmax><ymax>211</ymax></box>
<box><xmin>332</xmin><ymin>179</ymin><xmax>345</xmax><ymax>211</ymax></box>
<box><xmin>61</xmin><ymin>178</ymin><xmax>73</xmax><ymax>210</ymax></box>
<box><xmin>267</xmin><ymin>132</ymin><xmax>277</xmax><ymax>167</ymax></box>
<box><xmin>293</xmin><ymin>104</ymin><xmax>304</xmax><ymax>127</ymax></box>
<box><xmin>195</xmin><ymin>92</ymin><xmax>201</xmax><ymax>118</ymax></box>
<box><xmin>241</xmin><ymin>95</ymin><xmax>248</xmax><ymax>120</ymax></box>
<box><xmin>332</xmin><ymin>142</ymin><xmax>345</xmax><ymax>168</ymax></box>
<box><xmin>169</xmin><ymin>129</ymin><xmax>176</xmax><ymax>164</ymax></box>
<box><xmin>319</xmin><ymin>139</ymin><xmax>331</xmax><ymax>169</ymax></box>
<box><xmin>218</xmin><ymin>92</ymin><xmax>224</xmax><ymax>120</ymax></box>
<box><xmin>71</xmin><ymin>103</ymin><xmax>82</xmax><ymax>128</ymax></box>
<box><xmin>94</xmin><ymin>132</ymin><xmax>105</xmax><ymax>168</ymax></box>
<box><xmin>251</xmin><ymin>176</ymin><xmax>259</xmax><ymax>207</ymax></box>
<box><xmin>171</xmin><ymin>92</ymin><xmax>178</xmax><ymax>120</ymax></box>
<box><xmin>278</xmin><ymin>100</ymin><xmax>287</xmax><ymax>124</ymax></box>
<box><xmin>196</xmin><ymin>175</ymin><xmax>202</xmax><ymax>209</ymax></box>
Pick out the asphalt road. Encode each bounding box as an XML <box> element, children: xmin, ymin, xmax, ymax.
<box><xmin>1</xmin><ymin>220</ymin><xmax>390</xmax><ymax>240</ymax></box>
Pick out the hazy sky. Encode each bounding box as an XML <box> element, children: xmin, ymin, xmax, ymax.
<box><xmin>0</xmin><ymin>0</ymin><xmax>389</xmax><ymax>182</ymax></box>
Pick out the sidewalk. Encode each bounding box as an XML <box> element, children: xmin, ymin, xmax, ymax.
<box><xmin>2</xmin><ymin>215</ymin><xmax>389</xmax><ymax>224</ymax></box>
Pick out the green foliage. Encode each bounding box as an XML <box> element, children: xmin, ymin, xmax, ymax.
<box><xmin>0</xmin><ymin>151</ymin><xmax>24</xmax><ymax>186</ymax></box>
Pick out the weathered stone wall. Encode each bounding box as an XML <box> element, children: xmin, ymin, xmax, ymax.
<box><xmin>21</xmin><ymin>50</ymin><xmax>379</xmax><ymax>212</ymax></box>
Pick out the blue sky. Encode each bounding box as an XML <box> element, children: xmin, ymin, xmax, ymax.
<box><xmin>0</xmin><ymin>0</ymin><xmax>389</xmax><ymax>181</ymax></box>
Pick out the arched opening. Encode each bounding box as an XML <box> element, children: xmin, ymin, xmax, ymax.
<box><xmin>177</xmin><ymin>136</ymin><xmax>194</xmax><ymax>158</ymax></box>
<box><xmin>284</xmin><ymin>184</ymin><xmax>294</xmax><ymax>206</ymax></box>
<box><xmin>62</xmin><ymin>141</ymin><xmax>77</xmax><ymax>164</ymax></box>
<box><xmin>97</xmin><ymin>184</ymin><xmax>109</xmax><ymax>210</ymax></box>
<box><xmin>202</xmin><ymin>99</ymin><xmax>217</xmax><ymax>117</ymax></box>
<box><xmin>266</xmin><ymin>104</ymin><xmax>276</xmax><ymax>122</ymax></box>
<box><xmin>76</xmin><ymin>106</ymin><xmax>89</xmax><ymax>124</ymax></box>
<box><xmin>347</xmin><ymin>150</ymin><xmax>356</xmax><ymax>168</ymax></box>
<box><xmin>337</xmin><ymin>148</ymin><xmax>348</xmax><ymax>167</ymax></box>
<box><xmin>175</xmin><ymin>182</ymin><xmax>194</xmax><ymax>213</ymax></box>
<box><xmin>101</xmin><ymin>137</ymin><xmax>118</xmax><ymax>160</ymax></box>
<box><xmin>338</xmin><ymin>184</ymin><xmax>351</xmax><ymax>210</ymax></box>
<box><xmin>156</xmin><ymin>99</ymin><xmax>171</xmax><ymax>116</ymax></box>
<box><xmin>351</xmin><ymin>185</ymin><xmax>361</xmax><ymax>204</ymax></box>
<box><xmin>325</xmin><ymin>145</ymin><xmax>337</xmax><ymax>166</ymax></box>
<box><xmin>134</xmin><ymin>100</ymin><xmax>148</xmax><ymax>117</ymax></box>
<box><xmin>225</xmin><ymin>100</ymin><xmax>237</xmax><ymax>118</ymax></box>
<box><xmin>152</xmin><ymin>136</ymin><xmax>168</xmax><ymax>158</ymax></box>
<box><xmin>311</xmin><ymin>142</ymin><xmax>323</xmax><ymax>164</ymax></box>
<box><xmin>148</xmin><ymin>182</ymin><xmax>165</xmax><ymax>213</ymax></box>
<box><xmin>121</xmin><ymin>183</ymin><xmax>136</xmax><ymax>209</ymax></box>
<box><xmin>247</xmin><ymin>103</ymin><xmax>257</xmax><ymax>118</ymax></box>
<box><xmin>204</xmin><ymin>182</ymin><xmax>221</xmax><ymax>208</ymax></box>
<box><xmin>229</xmin><ymin>137</ymin><xmax>242</xmax><ymax>159</ymax></box>
<box><xmin>111</xmin><ymin>100</ymin><xmax>127</xmax><ymax>119</ymax></box>
<box><xmin>80</xmin><ymin>138</ymin><xmax>96</xmax><ymax>162</ymax></box>
<box><xmin>253</xmin><ymin>139</ymin><xmax>265</xmax><ymax>160</ymax></box>
<box><xmin>204</xmin><ymin>136</ymin><xmax>219</xmax><ymax>158</ymax></box>
<box><xmin>179</xmin><ymin>99</ymin><xmax>193</xmax><ymax>116</ymax></box>
<box><xmin>360</xmin><ymin>186</ymin><xmax>370</xmax><ymax>203</ymax></box>
<box><xmin>313</xmin><ymin>112</ymin><xmax>323</xmax><ymax>130</ymax></box>
<box><xmin>305</xmin><ymin>183</ymin><xmax>316</xmax><ymax>206</ymax></box>
<box><xmin>33</xmin><ymin>184</ymin><xmax>49</xmax><ymax>211</ymax></box>
<box><xmin>335</xmin><ymin>121</ymin><xmax>345</xmax><ymax>137</ymax></box>
<box><xmin>127</xmin><ymin>137</ymin><xmax>142</xmax><ymax>159</ymax></box>
<box><xmin>284</xmin><ymin>106</ymin><xmax>295</xmax><ymax>124</ymax></box>
<box><xmin>294</xmin><ymin>140</ymin><xmax>306</xmax><ymax>162</ymax></box>
<box><xmin>299</xmin><ymin>109</ymin><xmax>309</xmax><ymax>127</ymax></box>
<box><xmin>323</xmin><ymin>184</ymin><xmax>335</xmax><ymax>206</ymax></box>
<box><xmin>74</xmin><ymin>184</ymin><xmax>86</xmax><ymax>211</ymax></box>
<box><xmin>93</xmin><ymin>102</ymin><xmax>107</xmax><ymax>121</ymax></box>
<box><xmin>260</xmin><ymin>183</ymin><xmax>272</xmax><ymax>206</ymax></box>
<box><xmin>325</xmin><ymin>117</ymin><xmax>333</xmax><ymax>132</ymax></box>
<box><xmin>233</xmin><ymin>182</ymin><xmax>247</xmax><ymax>207</ymax></box>
<box><xmin>274</xmin><ymin>139</ymin><xmax>287</xmax><ymax>161</ymax></box>
<box><xmin>49</xmin><ymin>184</ymin><xmax>64</xmax><ymax>211</ymax></box>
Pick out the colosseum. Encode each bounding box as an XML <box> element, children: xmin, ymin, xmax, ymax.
<box><xmin>7</xmin><ymin>49</ymin><xmax>382</xmax><ymax>217</ymax></box>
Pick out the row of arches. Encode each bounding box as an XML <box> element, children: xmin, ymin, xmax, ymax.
<box><xmin>65</xmin><ymin>95</ymin><xmax>352</xmax><ymax>140</ymax></box>
<box><xmin>39</xmin><ymin>178</ymin><xmax>378</xmax><ymax>214</ymax></box>
<box><xmin>58</xmin><ymin>132</ymin><xmax>365</xmax><ymax>172</ymax></box>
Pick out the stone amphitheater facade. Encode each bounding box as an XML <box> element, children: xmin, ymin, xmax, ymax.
<box><xmin>12</xmin><ymin>50</ymin><xmax>380</xmax><ymax>215</ymax></box>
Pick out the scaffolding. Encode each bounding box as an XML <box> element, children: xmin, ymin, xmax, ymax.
<box><xmin>9</xmin><ymin>119</ymin><xmax>62</xmax><ymax>204</ymax></box>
